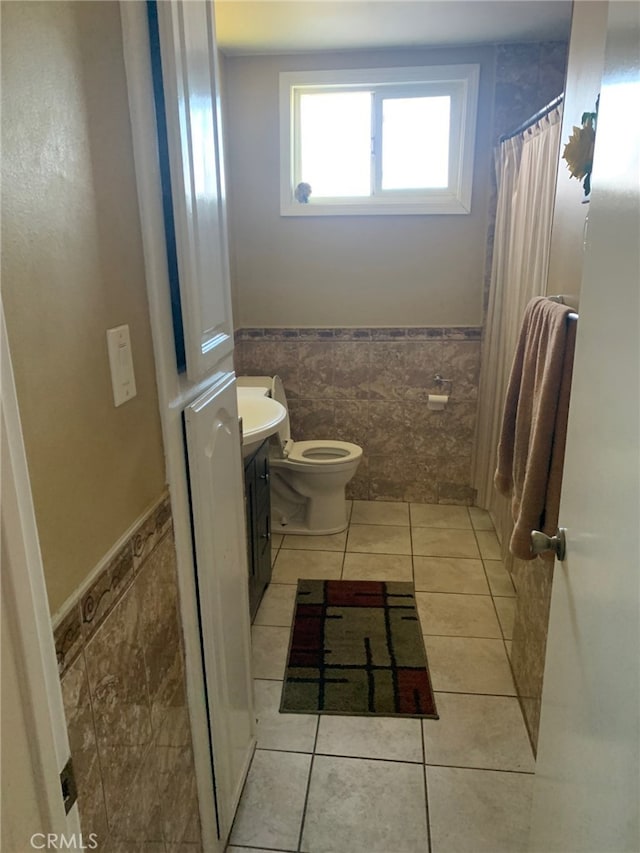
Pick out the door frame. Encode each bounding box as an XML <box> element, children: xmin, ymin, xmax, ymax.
<box><xmin>1</xmin><ymin>303</ymin><xmax>81</xmax><ymax>846</ymax></box>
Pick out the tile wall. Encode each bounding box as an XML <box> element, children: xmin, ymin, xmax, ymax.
<box><xmin>235</xmin><ymin>327</ymin><xmax>482</xmax><ymax>505</ymax></box>
<box><xmin>54</xmin><ymin>494</ymin><xmax>202</xmax><ymax>852</ymax></box>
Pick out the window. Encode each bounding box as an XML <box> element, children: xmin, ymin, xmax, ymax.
<box><xmin>280</xmin><ymin>65</ymin><xmax>480</xmax><ymax>216</ymax></box>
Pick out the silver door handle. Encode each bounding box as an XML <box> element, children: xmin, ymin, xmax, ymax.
<box><xmin>531</xmin><ymin>528</ymin><xmax>567</xmax><ymax>561</ymax></box>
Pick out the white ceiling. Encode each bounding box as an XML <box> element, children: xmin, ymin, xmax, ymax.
<box><xmin>215</xmin><ymin>0</ymin><xmax>572</xmax><ymax>55</ymax></box>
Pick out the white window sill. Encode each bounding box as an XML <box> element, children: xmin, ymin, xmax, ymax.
<box><xmin>280</xmin><ymin>196</ymin><xmax>472</xmax><ymax>217</ymax></box>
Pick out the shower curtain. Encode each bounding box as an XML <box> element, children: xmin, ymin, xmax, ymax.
<box><xmin>473</xmin><ymin>106</ymin><xmax>563</xmax><ymax>517</ymax></box>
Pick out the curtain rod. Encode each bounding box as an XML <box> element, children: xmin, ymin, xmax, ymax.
<box><xmin>499</xmin><ymin>93</ymin><xmax>564</xmax><ymax>143</ymax></box>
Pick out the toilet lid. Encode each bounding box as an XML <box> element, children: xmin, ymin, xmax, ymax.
<box><xmin>271</xmin><ymin>375</ymin><xmax>291</xmax><ymax>444</ymax></box>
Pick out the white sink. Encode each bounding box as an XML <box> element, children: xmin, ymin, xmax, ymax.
<box><xmin>237</xmin><ymin>387</ymin><xmax>286</xmax><ymax>458</ymax></box>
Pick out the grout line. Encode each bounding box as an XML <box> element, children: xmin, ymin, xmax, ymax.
<box><xmin>424</xmin><ymin>761</ymin><xmax>535</xmax><ymax>775</ymax></box>
<box><xmin>423</xmin><ymin>750</ymin><xmax>434</xmax><ymax>853</ymax></box>
<box><xmin>295</xmin><ymin>708</ymin><xmax>321</xmax><ymax>852</ymax></box>
<box><xmin>418</xmin><ymin>703</ymin><xmax>433</xmax><ymax>851</ymax></box>
<box><xmin>229</xmin><ymin>845</ymin><xmax>298</xmax><ymax>852</ymax></box>
<box><xmin>414</xmin><ymin>589</ymin><xmax>494</xmax><ymax>597</ymax></box>
<box><xmin>471</xmin><ymin>521</ymin><xmax>507</xmax><ymax>636</ymax></box>
<box><xmin>311</xmin><ymin>750</ymin><xmax>424</xmax><ymax>766</ymax></box>
<box><xmin>428</xmin><ymin>689</ymin><xmax>518</xmax><ymax>698</ymax></box>
<box><xmin>226</xmin><ymin>743</ymin><xmax>261</xmax><ymax>847</ymax></box>
<box><xmin>430</xmin><ymin>688</ymin><xmax>520</xmax><ymax>699</ymax></box>
<box><xmin>409</xmin><ymin>516</ymin><xmax>416</xmax><ymax>586</ymax></box>
<box><xmin>255</xmin><ymin>745</ymin><xmax>315</xmax><ymax>757</ymax></box>
<box><xmin>422</xmin><ymin>631</ymin><xmax>504</xmax><ymax>640</ymax></box>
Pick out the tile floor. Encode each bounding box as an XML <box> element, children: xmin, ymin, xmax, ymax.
<box><xmin>227</xmin><ymin>501</ymin><xmax>534</xmax><ymax>853</ymax></box>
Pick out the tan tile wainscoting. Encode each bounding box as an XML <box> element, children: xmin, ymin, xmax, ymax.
<box><xmin>235</xmin><ymin>327</ymin><xmax>482</xmax><ymax>506</ymax></box>
<box><xmin>53</xmin><ymin>493</ymin><xmax>202</xmax><ymax>852</ymax></box>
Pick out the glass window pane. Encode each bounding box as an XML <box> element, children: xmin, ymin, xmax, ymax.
<box><xmin>299</xmin><ymin>92</ymin><xmax>371</xmax><ymax>197</ymax></box>
<box><xmin>381</xmin><ymin>96</ymin><xmax>450</xmax><ymax>190</ymax></box>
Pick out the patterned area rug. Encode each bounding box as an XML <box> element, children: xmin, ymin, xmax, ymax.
<box><xmin>280</xmin><ymin>579</ymin><xmax>438</xmax><ymax>718</ymax></box>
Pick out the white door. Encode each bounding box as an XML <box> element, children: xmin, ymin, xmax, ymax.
<box><xmin>154</xmin><ymin>0</ymin><xmax>235</xmax><ymax>381</ymax></box>
<box><xmin>1</xmin><ymin>307</ymin><xmax>81</xmax><ymax>850</ymax></box>
<box><xmin>184</xmin><ymin>371</ymin><xmax>256</xmax><ymax>842</ymax></box>
<box><xmin>529</xmin><ymin>4</ymin><xmax>640</xmax><ymax>851</ymax></box>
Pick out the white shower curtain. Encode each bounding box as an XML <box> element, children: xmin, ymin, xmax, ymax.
<box><xmin>473</xmin><ymin>106</ymin><xmax>563</xmax><ymax>510</ymax></box>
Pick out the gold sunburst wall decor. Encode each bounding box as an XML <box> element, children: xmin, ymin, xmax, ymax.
<box><xmin>562</xmin><ymin>97</ymin><xmax>599</xmax><ymax>198</ymax></box>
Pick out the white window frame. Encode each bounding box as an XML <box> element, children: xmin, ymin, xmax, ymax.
<box><xmin>279</xmin><ymin>64</ymin><xmax>480</xmax><ymax>217</ymax></box>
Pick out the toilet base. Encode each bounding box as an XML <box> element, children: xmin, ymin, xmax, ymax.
<box><xmin>273</xmin><ymin>519</ymin><xmax>348</xmax><ymax>536</ymax></box>
<box><xmin>271</xmin><ymin>489</ymin><xmax>349</xmax><ymax>536</ymax></box>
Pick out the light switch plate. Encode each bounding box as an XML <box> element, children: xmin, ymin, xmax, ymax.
<box><xmin>106</xmin><ymin>324</ymin><xmax>137</xmax><ymax>407</ymax></box>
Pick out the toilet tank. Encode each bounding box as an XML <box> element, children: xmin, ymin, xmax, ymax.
<box><xmin>236</xmin><ymin>375</ymin><xmax>273</xmax><ymax>390</ymax></box>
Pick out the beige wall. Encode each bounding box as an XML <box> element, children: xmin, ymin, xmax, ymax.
<box><xmin>223</xmin><ymin>45</ymin><xmax>497</xmax><ymax>329</ymax></box>
<box><xmin>546</xmin><ymin>1</ymin><xmax>608</xmax><ymax>300</ymax></box>
<box><xmin>1</xmin><ymin>1</ymin><xmax>166</xmax><ymax>614</ymax></box>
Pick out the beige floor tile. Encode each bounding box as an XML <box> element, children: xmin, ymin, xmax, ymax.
<box><xmin>410</xmin><ymin>503</ymin><xmax>472</xmax><ymax>529</ymax></box>
<box><xmin>251</xmin><ymin>626</ymin><xmax>290</xmax><ymax>680</ymax></box>
<box><xmin>271</xmin><ymin>549</ymin><xmax>343</xmax><ymax>584</ymax></box>
<box><xmin>484</xmin><ymin>560</ymin><xmax>516</xmax><ymax>596</ymax></box>
<box><xmin>315</xmin><ymin>715</ymin><xmax>423</xmax><ymax>763</ymax></box>
<box><xmin>468</xmin><ymin>506</ymin><xmax>495</xmax><ymax>530</ymax></box>
<box><xmin>475</xmin><ymin>530</ymin><xmax>502</xmax><ymax>560</ymax></box>
<box><xmin>417</xmin><ymin>592</ymin><xmax>501</xmax><ymax>638</ymax></box>
<box><xmin>281</xmin><ymin>530</ymin><xmax>347</xmax><ymax>551</ymax></box>
<box><xmin>253</xmin><ymin>584</ymin><xmax>297</xmax><ymax>628</ymax></box>
<box><xmin>350</xmin><ymin>499</ymin><xmax>410</xmax><ymax>526</ymax></box>
<box><xmin>427</xmin><ymin>766</ymin><xmax>533</xmax><ymax>853</ymax></box>
<box><xmin>229</xmin><ymin>749</ymin><xmax>311</xmax><ymax>850</ymax></box>
<box><xmin>254</xmin><ymin>679</ymin><xmax>317</xmax><ymax>753</ymax></box>
<box><xmin>423</xmin><ymin>693</ymin><xmax>534</xmax><ymax>772</ymax></box>
<box><xmin>341</xmin><ymin>552</ymin><xmax>413</xmax><ymax>582</ymax></box>
<box><xmin>346</xmin><ymin>523</ymin><xmax>412</xmax><ymax>555</ymax></box>
<box><xmin>494</xmin><ymin>596</ymin><xmax>516</xmax><ymax>640</ymax></box>
<box><xmin>423</xmin><ymin>635</ymin><xmax>516</xmax><ymax>695</ymax></box>
<box><xmin>412</xmin><ymin>528</ymin><xmax>480</xmax><ymax>559</ymax></box>
<box><xmin>414</xmin><ymin>556</ymin><xmax>489</xmax><ymax>594</ymax></box>
<box><xmin>300</xmin><ymin>756</ymin><xmax>428</xmax><ymax>853</ymax></box>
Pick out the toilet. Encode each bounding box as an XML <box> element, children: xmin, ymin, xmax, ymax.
<box><xmin>239</xmin><ymin>375</ymin><xmax>362</xmax><ymax>535</ymax></box>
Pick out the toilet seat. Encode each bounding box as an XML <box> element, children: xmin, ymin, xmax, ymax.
<box><xmin>285</xmin><ymin>440</ymin><xmax>362</xmax><ymax>466</ymax></box>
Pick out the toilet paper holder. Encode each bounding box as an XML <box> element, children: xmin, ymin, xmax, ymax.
<box><xmin>434</xmin><ymin>375</ymin><xmax>453</xmax><ymax>395</ymax></box>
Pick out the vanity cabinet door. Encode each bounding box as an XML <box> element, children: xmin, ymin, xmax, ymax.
<box><xmin>245</xmin><ymin>440</ymin><xmax>272</xmax><ymax>620</ymax></box>
<box><xmin>154</xmin><ymin>0</ymin><xmax>234</xmax><ymax>380</ymax></box>
<box><xmin>184</xmin><ymin>372</ymin><xmax>255</xmax><ymax>840</ymax></box>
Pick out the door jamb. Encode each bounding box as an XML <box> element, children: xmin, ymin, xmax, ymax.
<box><xmin>1</xmin><ymin>303</ymin><xmax>81</xmax><ymax>843</ymax></box>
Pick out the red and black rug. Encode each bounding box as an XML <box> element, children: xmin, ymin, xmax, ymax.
<box><xmin>280</xmin><ymin>579</ymin><xmax>438</xmax><ymax>718</ymax></box>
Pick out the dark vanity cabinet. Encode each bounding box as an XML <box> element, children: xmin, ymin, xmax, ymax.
<box><xmin>244</xmin><ymin>440</ymin><xmax>272</xmax><ymax>620</ymax></box>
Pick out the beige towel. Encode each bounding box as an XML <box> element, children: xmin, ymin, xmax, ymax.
<box><xmin>495</xmin><ymin>296</ymin><xmax>577</xmax><ymax>560</ymax></box>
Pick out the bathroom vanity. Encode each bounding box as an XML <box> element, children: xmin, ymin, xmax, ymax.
<box><xmin>244</xmin><ymin>439</ymin><xmax>272</xmax><ymax>619</ymax></box>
